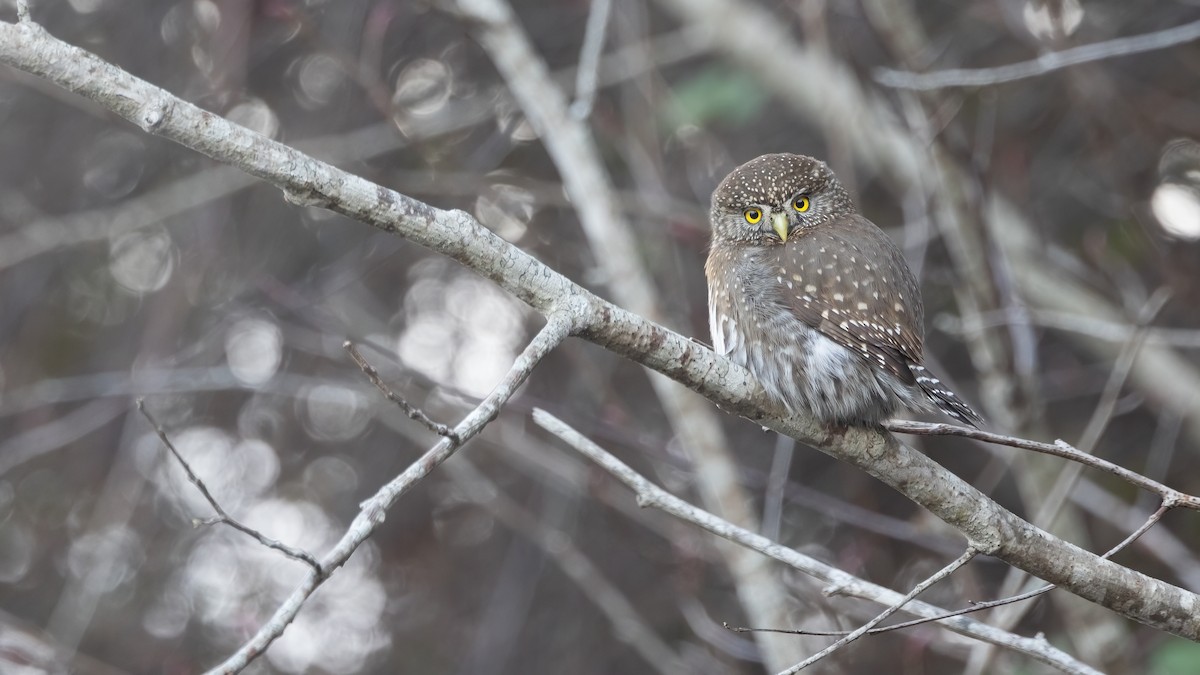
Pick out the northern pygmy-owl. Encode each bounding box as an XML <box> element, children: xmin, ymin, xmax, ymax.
<box><xmin>705</xmin><ymin>153</ymin><xmax>983</xmax><ymax>427</ymax></box>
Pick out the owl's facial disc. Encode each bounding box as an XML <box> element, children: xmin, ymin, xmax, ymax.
<box><xmin>771</xmin><ymin>211</ymin><xmax>790</xmax><ymax>242</ymax></box>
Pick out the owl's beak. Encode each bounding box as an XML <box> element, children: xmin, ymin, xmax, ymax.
<box><xmin>771</xmin><ymin>212</ymin><xmax>790</xmax><ymax>242</ymax></box>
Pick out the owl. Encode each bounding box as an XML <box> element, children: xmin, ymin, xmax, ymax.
<box><xmin>705</xmin><ymin>153</ymin><xmax>983</xmax><ymax>427</ymax></box>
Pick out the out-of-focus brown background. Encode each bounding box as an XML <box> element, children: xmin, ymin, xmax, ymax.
<box><xmin>2</xmin><ymin>1</ymin><xmax>1200</xmax><ymax>673</ymax></box>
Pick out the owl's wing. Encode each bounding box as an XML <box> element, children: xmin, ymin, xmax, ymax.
<box><xmin>778</xmin><ymin>215</ymin><xmax>924</xmax><ymax>385</ymax></box>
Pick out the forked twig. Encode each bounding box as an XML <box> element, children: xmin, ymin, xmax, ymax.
<box><xmin>137</xmin><ymin>399</ymin><xmax>323</xmax><ymax>573</ymax></box>
<box><xmin>344</xmin><ymin>341</ymin><xmax>459</xmax><ymax>442</ymax></box>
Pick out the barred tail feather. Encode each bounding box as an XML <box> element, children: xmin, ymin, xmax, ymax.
<box><xmin>909</xmin><ymin>364</ymin><xmax>984</xmax><ymax>428</ymax></box>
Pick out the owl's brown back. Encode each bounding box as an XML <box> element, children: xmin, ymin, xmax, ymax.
<box><xmin>765</xmin><ymin>213</ymin><xmax>925</xmax><ymax>385</ymax></box>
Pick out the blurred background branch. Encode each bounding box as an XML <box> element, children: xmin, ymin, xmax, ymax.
<box><xmin>876</xmin><ymin>18</ymin><xmax>1200</xmax><ymax>90</ymax></box>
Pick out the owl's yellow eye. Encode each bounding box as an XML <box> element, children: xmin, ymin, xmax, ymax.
<box><xmin>793</xmin><ymin>196</ymin><xmax>810</xmax><ymax>212</ymax></box>
<box><xmin>744</xmin><ymin>208</ymin><xmax>763</xmax><ymax>224</ymax></box>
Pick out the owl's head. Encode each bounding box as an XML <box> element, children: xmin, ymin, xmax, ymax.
<box><xmin>709</xmin><ymin>153</ymin><xmax>855</xmax><ymax>245</ymax></box>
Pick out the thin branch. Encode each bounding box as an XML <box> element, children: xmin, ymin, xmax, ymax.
<box><xmin>778</xmin><ymin>548</ymin><xmax>978</xmax><ymax>674</ymax></box>
<box><xmin>136</xmin><ymin>399</ymin><xmax>323</xmax><ymax>573</ymax></box>
<box><xmin>533</xmin><ymin>409</ymin><xmax>1102</xmax><ymax>675</ymax></box>
<box><xmin>1074</xmin><ymin>479</ymin><xmax>1200</xmax><ymax>590</ymax></box>
<box><xmin>738</xmin><ymin>500</ymin><xmax>1172</xmax><ymax>647</ymax></box>
<box><xmin>205</xmin><ymin>317</ymin><xmax>570</xmax><ymax>675</ymax></box>
<box><xmin>883</xmin><ymin>420</ymin><xmax>1200</xmax><ymax>511</ymax></box>
<box><xmin>1005</xmin><ymin>288</ymin><xmax>1172</xmax><ymax>592</ymax></box>
<box><xmin>966</xmin><ymin>284</ymin><xmax>1169</xmax><ymax>666</ymax></box>
<box><xmin>343</xmin><ymin>341</ymin><xmax>459</xmax><ymax>441</ymax></box>
<box><xmin>875</xmin><ymin>19</ymin><xmax>1200</xmax><ymax>90</ymax></box>
<box><xmin>570</xmin><ymin>0</ymin><xmax>612</xmax><ymax>119</ymax></box>
<box><xmin>960</xmin><ymin>499</ymin><xmax>1166</xmax><ymax>614</ymax></box>
<box><xmin>925</xmin><ymin>502</ymin><xmax>1171</xmax><ymax>631</ymax></box>
<box><xmin>932</xmin><ymin>503</ymin><xmax>1174</xmax><ymax>633</ymax></box>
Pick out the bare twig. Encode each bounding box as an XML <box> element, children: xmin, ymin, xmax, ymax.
<box><xmin>533</xmin><ymin>409</ymin><xmax>1102</xmax><ymax>675</ymax></box>
<box><xmin>1022</xmin><ymin>288</ymin><xmax>1172</xmax><ymax>550</ymax></box>
<box><xmin>779</xmin><ymin>548</ymin><xmax>978</xmax><ymax>674</ymax></box>
<box><xmin>1074</xmin><ymin>479</ymin><xmax>1200</xmax><ymax>590</ymax></box>
<box><xmin>343</xmin><ymin>341</ymin><xmax>459</xmax><ymax>441</ymax></box>
<box><xmin>875</xmin><ymin>19</ymin><xmax>1200</xmax><ymax>90</ymax></box>
<box><xmin>205</xmin><ymin>317</ymin><xmax>569</xmax><ymax>674</ymax></box>
<box><xmin>737</xmin><ymin>500</ymin><xmax>1172</xmax><ymax>648</ymax></box>
<box><xmin>137</xmin><ymin>400</ymin><xmax>323</xmax><ymax>572</ymax></box>
<box><xmin>939</xmin><ymin>287</ymin><xmax>1177</xmax><ymax>675</ymax></box>
<box><xmin>883</xmin><ymin>420</ymin><xmax>1200</xmax><ymax>511</ymax></box>
<box><xmin>953</xmin><ymin>503</ymin><xmax>1172</xmax><ymax>633</ymax></box>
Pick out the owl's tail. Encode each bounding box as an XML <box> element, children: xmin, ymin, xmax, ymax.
<box><xmin>909</xmin><ymin>364</ymin><xmax>984</xmax><ymax>428</ymax></box>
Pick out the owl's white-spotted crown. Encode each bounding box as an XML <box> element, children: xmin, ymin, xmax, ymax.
<box><xmin>710</xmin><ymin>153</ymin><xmax>854</xmax><ymax>243</ymax></box>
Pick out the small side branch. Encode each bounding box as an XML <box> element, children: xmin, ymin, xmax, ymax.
<box><xmin>875</xmin><ymin>19</ymin><xmax>1200</xmax><ymax>90</ymax></box>
<box><xmin>778</xmin><ymin>548</ymin><xmax>978</xmax><ymax>674</ymax></box>
<box><xmin>204</xmin><ymin>316</ymin><xmax>570</xmax><ymax>675</ymax></box>
<box><xmin>136</xmin><ymin>399</ymin><xmax>322</xmax><ymax>573</ymax></box>
<box><xmin>755</xmin><ymin>501</ymin><xmax>1173</xmax><ymax>640</ymax></box>
<box><xmin>533</xmin><ymin>409</ymin><xmax>1101</xmax><ymax>675</ymax></box>
<box><xmin>344</xmin><ymin>341</ymin><xmax>459</xmax><ymax>442</ymax></box>
<box><xmin>883</xmin><ymin>419</ymin><xmax>1199</xmax><ymax>511</ymax></box>
<box><xmin>949</xmin><ymin>502</ymin><xmax>1174</xmax><ymax>626</ymax></box>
